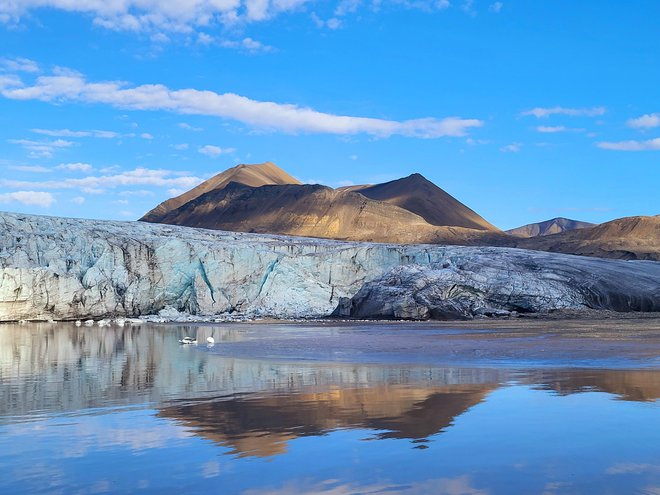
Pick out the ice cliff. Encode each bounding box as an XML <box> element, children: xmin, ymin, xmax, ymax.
<box><xmin>0</xmin><ymin>211</ymin><xmax>658</xmax><ymax>321</ymax></box>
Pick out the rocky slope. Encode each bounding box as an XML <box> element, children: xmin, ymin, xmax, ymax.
<box><xmin>517</xmin><ymin>215</ymin><xmax>660</xmax><ymax>260</ymax></box>
<box><xmin>507</xmin><ymin>217</ymin><xmax>595</xmax><ymax>237</ymax></box>
<box><xmin>141</xmin><ymin>162</ymin><xmax>300</xmax><ymax>223</ymax></box>
<box><xmin>344</xmin><ymin>173</ymin><xmax>498</xmax><ymax>231</ymax></box>
<box><xmin>145</xmin><ymin>181</ymin><xmax>510</xmax><ymax>245</ymax></box>
<box><xmin>1</xmin><ymin>212</ymin><xmax>658</xmax><ymax>321</ymax></box>
<box><xmin>140</xmin><ymin>163</ymin><xmax>502</xmax><ymax>243</ymax></box>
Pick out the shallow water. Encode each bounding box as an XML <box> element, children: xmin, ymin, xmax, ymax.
<box><xmin>1</xmin><ymin>322</ymin><xmax>659</xmax><ymax>494</ymax></box>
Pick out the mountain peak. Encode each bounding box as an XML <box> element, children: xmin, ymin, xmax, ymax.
<box><xmin>140</xmin><ymin>161</ymin><xmax>300</xmax><ymax>222</ymax></box>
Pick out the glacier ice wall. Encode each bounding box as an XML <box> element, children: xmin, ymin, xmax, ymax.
<box><xmin>0</xmin><ymin>212</ymin><xmax>658</xmax><ymax>321</ymax></box>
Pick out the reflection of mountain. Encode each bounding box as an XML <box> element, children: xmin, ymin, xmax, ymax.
<box><xmin>158</xmin><ymin>384</ymin><xmax>494</xmax><ymax>457</ymax></box>
<box><xmin>1</xmin><ymin>323</ymin><xmax>659</xmax><ymax>460</ymax></box>
<box><xmin>526</xmin><ymin>369</ymin><xmax>660</xmax><ymax>402</ymax></box>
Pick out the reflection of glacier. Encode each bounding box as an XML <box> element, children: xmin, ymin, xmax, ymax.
<box><xmin>1</xmin><ymin>324</ymin><xmax>659</xmax><ymax>458</ymax></box>
<box><xmin>0</xmin><ymin>323</ymin><xmax>502</xmax><ymax>417</ymax></box>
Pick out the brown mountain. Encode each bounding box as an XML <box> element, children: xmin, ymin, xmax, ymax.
<box><xmin>141</xmin><ymin>161</ymin><xmax>300</xmax><ymax>222</ymax></box>
<box><xmin>507</xmin><ymin>217</ymin><xmax>596</xmax><ymax>237</ymax></box>
<box><xmin>350</xmin><ymin>173</ymin><xmax>498</xmax><ymax>231</ymax></box>
<box><xmin>140</xmin><ymin>163</ymin><xmax>506</xmax><ymax>245</ymax></box>
<box><xmin>147</xmin><ymin>181</ymin><xmax>510</xmax><ymax>245</ymax></box>
<box><xmin>517</xmin><ymin>215</ymin><xmax>660</xmax><ymax>260</ymax></box>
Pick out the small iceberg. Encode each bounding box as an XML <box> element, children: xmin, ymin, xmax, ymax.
<box><xmin>179</xmin><ymin>336</ymin><xmax>197</xmax><ymax>345</ymax></box>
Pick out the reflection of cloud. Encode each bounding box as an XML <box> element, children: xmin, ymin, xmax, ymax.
<box><xmin>607</xmin><ymin>463</ymin><xmax>660</xmax><ymax>475</ymax></box>
<box><xmin>243</xmin><ymin>475</ymin><xmax>488</xmax><ymax>495</ymax></box>
<box><xmin>202</xmin><ymin>460</ymin><xmax>221</xmax><ymax>478</ymax></box>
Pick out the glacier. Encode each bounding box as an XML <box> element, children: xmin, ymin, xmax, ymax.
<box><xmin>0</xmin><ymin>211</ymin><xmax>658</xmax><ymax>321</ymax></box>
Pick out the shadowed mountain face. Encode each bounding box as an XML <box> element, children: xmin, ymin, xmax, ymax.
<box><xmin>145</xmin><ymin>181</ymin><xmax>510</xmax><ymax>245</ymax></box>
<box><xmin>355</xmin><ymin>174</ymin><xmax>498</xmax><ymax>231</ymax></box>
<box><xmin>139</xmin><ymin>163</ymin><xmax>658</xmax><ymax>259</ymax></box>
<box><xmin>507</xmin><ymin>217</ymin><xmax>595</xmax><ymax>237</ymax></box>
<box><xmin>517</xmin><ymin>215</ymin><xmax>660</xmax><ymax>261</ymax></box>
<box><xmin>140</xmin><ymin>163</ymin><xmax>504</xmax><ymax>245</ymax></box>
<box><xmin>141</xmin><ymin>162</ymin><xmax>300</xmax><ymax>222</ymax></box>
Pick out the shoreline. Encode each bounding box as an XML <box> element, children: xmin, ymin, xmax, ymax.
<box><xmin>3</xmin><ymin>308</ymin><xmax>659</xmax><ymax>326</ymax></box>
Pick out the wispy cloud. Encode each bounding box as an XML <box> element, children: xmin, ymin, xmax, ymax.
<box><xmin>500</xmin><ymin>142</ymin><xmax>522</xmax><ymax>153</ymax></box>
<box><xmin>220</xmin><ymin>37</ymin><xmax>275</xmax><ymax>53</ymax></box>
<box><xmin>521</xmin><ymin>106</ymin><xmax>606</xmax><ymax>118</ymax></box>
<box><xmin>178</xmin><ymin>122</ymin><xmax>203</xmax><ymax>132</ymax></box>
<box><xmin>9</xmin><ymin>165</ymin><xmax>51</xmax><ymax>173</ymax></box>
<box><xmin>55</xmin><ymin>162</ymin><xmax>93</xmax><ymax>172</ymax></box>
<box><xmin>0</xmin><ymin>67</ymin><xmax>484</xmax><ymax>139</ymax></box>
<box><xmin>1</xmin><ymin>57</ymin><xmax>39</xmax><ymax>73</ymax></box>
<box><xmin>8</xmin><ymin>138</ymin><xmax>76</xmax><ymax>158</ymax></box>
<box><xmin>0</xmin><ymin>167</ymin><xmax>203</xmax><ymax>192</ymax></box>
<box><xmin>199</xmin><ymin>145</ymin><xmax>236</xmax><ymax>157</ymax></box>
<box><xmin>489</xmin><ymin>2</ymin><xmax>503</xmax><ymax>13</ymax></box>
<box><xmin>535</xmin><ymin>125</ymin><xmax>584</xmax><ymax>133</ymax></box>
<box><xmin>0</xmin><ymin>0</ymin><xmax>313</xmax><ymax>32</ymax></box>
<box><xmin>311</xmin><ymin>13</ymin><xmax>343</xmax><ymax>30</ymax></box>
<box><xmin>626</xmin><ymin>113</ymin><xmax>660</xmax><ymax>129</ymax></box>
<box><xmin>597</xmin><ymin>138</ymin><xmax>660</xmax><ymax>151</ymax></box>
<box><xmin>32</xmin><ymin>128</ymin><xmax>121</xmax><ymax>138</ymax></box>
<box><xmin>0</xmin><ymin>190</ymin><xmax>55</xmax><ymax>207</ymax></box>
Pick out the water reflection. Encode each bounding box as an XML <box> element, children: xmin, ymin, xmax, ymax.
<box><xmin>1</xmin><ymin>323</ymin><xmax>659</xmax><ymax>494</ymax></box>
<box><xmin>1</xmin><ymin>323</ymin><xmax>659</xmax><ymax>459</ymax></box>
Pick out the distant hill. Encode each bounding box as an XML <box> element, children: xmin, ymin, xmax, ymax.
<box><xmin>517</xmin><ymin>215</ymin><xmax>660</xmax><ymax>260</ymax></box>
<box><xmin>147</xmin><ymin>181</ymin><xmax>510</xmax><ymax>245</ymax></box>
<box><xmin>141</xmin><ymin>162</ymin><xmax>300</xmax><ymax>223</ymax></box>
<box><xmin>507</xmin><ymin>217</ymin><xmax>596</xmax><ymax>237</ymax></box>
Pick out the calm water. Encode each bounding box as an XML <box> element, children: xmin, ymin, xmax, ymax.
<box><xmin>0</xmin><ymin>323</ymin><xmax>659</xmax><ymax>495</ymax></box>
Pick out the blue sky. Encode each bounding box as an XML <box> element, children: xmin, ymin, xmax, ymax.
<box><xmin>0</xmin><ymin>0</ymin><xmax>658</xmax><ymax>229</ymax></box>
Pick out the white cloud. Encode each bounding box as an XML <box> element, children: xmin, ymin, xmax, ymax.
<box><xmin>220</xmin><ymin>37</ymin><xmax>274</xmax><ymax>53</ymax></box>
<box><xmin>71</xmin><ymin>196</ymin><xmax>85</xmax><ymax>204</ymax></box>
<box><xmin>178</xmin><ymin>122</ymin><xmax>203</xmax><ymax>131</ymax></box>
<box><xmin>8</xmin><ymin>138</ymin><xmax>75</xmax><ymax>158</ymax></box>
<box><xmin>140</xmin><ymin>132</ymin><xmax>154</xmax><ymax>139</ymax></box>
<box><xmin>56</xmin><ymin>162</ymin><xmax>93</xmax><ymax>172</ymax></box>
<box><xmin>172</xmin><ymin>143</ymin><xmax>189</xmax><ymax>150</ymax></box>
<box><xmin>0</xmin><ymin>0</ymin><xmax>313</xmax><ymax>32</ymax></box>
<box><xmin>500</xmin><ymin>142</ymin><xmax>522</xmax><ymax>152</ymax></box>
<box><xmin>489</xmin><ymin>2</ymin><xmax>503</xmax><ymax>13</ymax></box>
<box><xmin>1</xmin><ymin>57</ymin><xmax>39</xmax><ymax>73</ymax></box>
<box><xmin>0</xmin><ymin>190</ymin><xmax>55</xmax><ymax>207</ymax></box>
<box><xmin>627</xmin><ymin>113</ymin><xmax>660</xmax><ymax>129</ymax></box>
<box><xmin>32</xmin><ymin>128</ymin><xmax>121</xmax><ymax>138</ymax></box>
<box><xmin>535</xmin><ymin>125</ymin><xmax>584</xmax><ymax>133</ymax></box>
<box><xmin>9</xmin><ymin>165</ymin><xmax>51</xmax><ymax>173</ymax></box>
<box><xmin>521</xmin><ymin>106</ymin><xmax>606</xmax><ymax>118</ymax></box>
<box><xmin>536</xmin><ymin>125</ymin><xmax>566</xmax><ymax>133</ymax></box>
<box><xmin>334</xmin><ymin>0</ymin><xmax>360</xmax><ymax>16</ymax></box>
<box><xmin>0</xmin><ymin>67</ymin><xmax>484</xmax><ymax>139</ymax></box>
<box><xmin>311</xmin><ymin>13</ymin><xmax>342</xmax><ymax>29</ymax></box>
<box><xmin>197</xmin><ymin>32</ymin><xmax>214</xmax><ymax>44</ymax></box>
<box><xmin>199</xmin><ymin>145</ymin><xmax>236</xmax><ymax>157</ymax></box>
<box><xmin>0</xmin><ymin>167</ymin><xmax>203</xmax><ymax>191</ymax></box>
<box><xmin>118</xmin><ymin>189</ymin><xmax>154</xmax><ymax>196</ymax></box>
<box><xmin>597</xmin><ymin>138</ymin><xmax>660</xmax><ymax>151</ymax></box>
